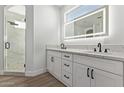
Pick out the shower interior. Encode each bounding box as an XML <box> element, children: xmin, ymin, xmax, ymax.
<box><xmin>4</xmin><ymin>5</ymin><xmax>26</xmax><ymax>73</ymax></box>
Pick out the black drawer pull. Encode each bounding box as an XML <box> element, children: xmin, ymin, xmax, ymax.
<box><xmin>64</xmin><ymin>55</ymin><xmax>70</xmax><ymax>58</ymax></box>
<box><xmin>64</xmin><ymin>75</ymin><xmax>69</xmax><ymax>79</ymax></box>
<box><xmin>91</xmin><ymin>69</ymin><xmax>94</xmax><ymax>79</ymax></box>
<box><xmin>87</xmin><ymin>68</ymin><xmax>90</xmax><ymax>77</ymax></box>
<box><xmin>64</xmin><ymin>64</ymin><xmax>70</xmax><ymax>67</ymax></box>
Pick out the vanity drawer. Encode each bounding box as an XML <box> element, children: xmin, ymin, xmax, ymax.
<box><xmin>62</xmin><ymin>59</ymin><xmax>72</xmax><ymax>73</ymax></box>
<box><xmin>47</xmin><ymin>50</ymin><xmax>61</xmax><ymax>58</ymax></box>
<box><xmin>62</xmin><ymin>53</ymin><xmax>72</xmax><ymax>61</ymax></box>
<box><xmin>74</xmin><ymin>55</ymin><xmax>123</xmax><ymax>76</ymax></box>
<box><xmin>62</xmin><ymin>71</ymin><xmax>72</xmax><ymax>86</ymax></box>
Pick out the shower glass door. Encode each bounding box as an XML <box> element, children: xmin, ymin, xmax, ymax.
<box><xmin>4</xmin><ymin>6</ymin><xmax>25</xmax><ymax>72</ymax></box>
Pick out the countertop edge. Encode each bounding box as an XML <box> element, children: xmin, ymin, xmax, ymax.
<box><xmin>46</xmin><ymin>48</ymin><xmax>124</xmax><ymax>62</ymax></box>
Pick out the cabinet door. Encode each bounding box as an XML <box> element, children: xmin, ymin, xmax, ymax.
<box><xmin>47</xmin><ymin>55</ymin><xmax>54</xmax><ymax>74</ymax></box>
<box><xmin>73</xmin><ymin>63</ymin><xmax>91</xmax><ymax>87</ymax></box>
<box><xmin>91</xmin><ymin>68</ymin><xmax>123</xmax><ymax>87</ymax></box>
<box><xmin>54</xmin><ymin>57</ymin><xmax>61</xmax><ymax>80</ymax></box>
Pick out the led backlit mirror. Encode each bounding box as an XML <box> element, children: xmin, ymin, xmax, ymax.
<box><xmin>64</xmin><ymin>5</ymin><xmax>108</xmax><ymax>39</ymax></box>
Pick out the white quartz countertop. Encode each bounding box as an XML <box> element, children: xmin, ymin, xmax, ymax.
<box><xmin>47</xmin><ymin>48</ymin><xmax>124</xmax><ymax>62</ymax></box>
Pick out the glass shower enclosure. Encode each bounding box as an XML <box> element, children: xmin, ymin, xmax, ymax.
<box><xmin>4</xmin><ymin>6</ymin><xmax>26</xmax><ymax>73</ymax></box>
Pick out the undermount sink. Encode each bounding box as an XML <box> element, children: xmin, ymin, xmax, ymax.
<box><xmin>83</xmin><ymin>50</ymin><xmax>94</xmax><ymax>53</ymax></box>
<box><xmin>83</xmin><ymin>50</ymin><xmax>112</xmax><ymax>55</ymax></box>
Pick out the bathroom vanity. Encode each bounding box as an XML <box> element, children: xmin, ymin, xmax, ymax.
<box><xmin>46</xmin><ymin>48</ymin><xmax>124</xmax><ymax>87</ymax></box>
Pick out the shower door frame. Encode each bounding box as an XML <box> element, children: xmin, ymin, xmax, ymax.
<box><xmin>3</xmin><ymin>5</ymin><xmax>26</xmax><ymax>73</ymax></box>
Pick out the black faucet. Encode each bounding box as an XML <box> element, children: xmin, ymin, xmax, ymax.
<box><xmin>97</xmin><ymin>43</ymin><xmax>102</xmax><ymax>52</ymax></box>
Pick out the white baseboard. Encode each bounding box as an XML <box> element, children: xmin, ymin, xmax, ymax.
<box><xmin>25</xmin><ymin>68</ymin><xmax>47</xmax><ymax>77</ymax></box>
<box><xmin>0</xmin><ymin>68</ymin><xmax>47</xmax><ymax>77</ymax></box>
<box><xmin>0</xmin><ymin>70</ymin><xmax>4</xmax><ymax>75</ymax></box>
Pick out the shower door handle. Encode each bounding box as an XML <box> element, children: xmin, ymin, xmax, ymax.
<box><xmin>5</xmin><ymin>42</ymin><xmax>10</xmax><ymax>49</ymax></box>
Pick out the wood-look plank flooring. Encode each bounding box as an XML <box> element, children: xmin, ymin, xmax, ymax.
<box><xmin>0</xmin><ymin>72</ymin><xmax>65</xmax><ymax>87</ymax></box>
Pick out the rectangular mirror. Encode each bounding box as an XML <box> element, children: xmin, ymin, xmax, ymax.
<box><xmin>64</xmin><ymin>5</ymin><xmax>108</xmax><ymax>39</ymax></box>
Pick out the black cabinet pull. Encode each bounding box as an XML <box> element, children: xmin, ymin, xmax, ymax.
<box><xmin>91</xmin><ymin>69</ymin><xmax>94</xmax><ymax>79</ymax></box>
<box><xmin>64</xmin><ymin>75</ymin><xmax>69</xmax><ymax>79</ymax></box>
<box><xmin>64</xmin><ymin>64</ymin><xmax>69</xmax><ymax>67</ymax></box>
<box><xmin>64</xmin><ymin>55</ymin><xmax>70</xmax><ymax>58</ymax></box>
<box><xmin>24</xmin><ymin>64</ymin><xmax>26</xmax><ymax>68</ymax></box>
<box><xmin>87</xmin><ymin>68</ymin><xmax>90</xmax><ymax>77</ymax></box>
<box><xmin>51</xmin><ymin>57</ymin><xmax>54</xmax><ymax>62</ymax></box>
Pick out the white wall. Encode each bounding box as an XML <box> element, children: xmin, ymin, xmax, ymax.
<box><xmin>60</xmin><ymin>5</ymin><xmax>124</xmax><ymax>45</ymax></box>
<box><xmin>25</xmin><ymin>5</ymin><xmax>34</xmax><ymax>76</ymax></box>
<box><xmin>0</xmin><ymin>6</ymin><xmax>4</xmax><ymax>74</ymax></box>
<box><xmin>104</xmin><ymin>5</ymin><xmax>124</xmax><ymax>45</ymax></box>
<box><xmin>33</xmin><ymin>5</ymin><xmax>60</xmax><ymax>74</ymax></box>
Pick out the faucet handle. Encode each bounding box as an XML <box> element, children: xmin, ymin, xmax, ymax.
<box><xmin>104</xmin><ymin>48</ymin><xmax>110</xmax><ymax>53</ymax></box>
<box><xmin>94</xmin><ymin>48</ymin><xmax>97</xmax><ymax>52</ymax></box>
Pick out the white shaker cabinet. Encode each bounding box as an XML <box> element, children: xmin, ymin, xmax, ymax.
<box><xmin>47</xmin><ymin>49</ymin><xmax>124</xmax><ymax>87</ymax></box>
<box><xmin>47</xmin><ymin>51</ymin><xmax>61</xmax><ymax>80</ymax></box>
<box><xmin>91</xmin><ymin>68</ymin><xmax>123</xmax><ymax>87</ymax></box>
<box><xmin>73</xmin><ymin>63</ymin><xmax>91</xmax><ymax>87</ymax></box>
<box><xmin>73</xmin><ymin>63</ymin><xmax>123</xmax><ymax>87</ymax></box>
<box><xmin>54</xmin><ymin>57</ymin><xmax>61</xmax><ymax>79</ymax></box>
<box><xmin>61</xmin><ymin>52</ymin><xmax>73</xmax><ymax>86</ymax></box>
<box><xmin>73</xmin><ymin>54</ymin><xmax>123</xmax><ymax>87</ymax></box>
<box><xmin>47</xmin><ymin>55</ymin><xmax>54</xmax><ymax>74</ymax></box>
